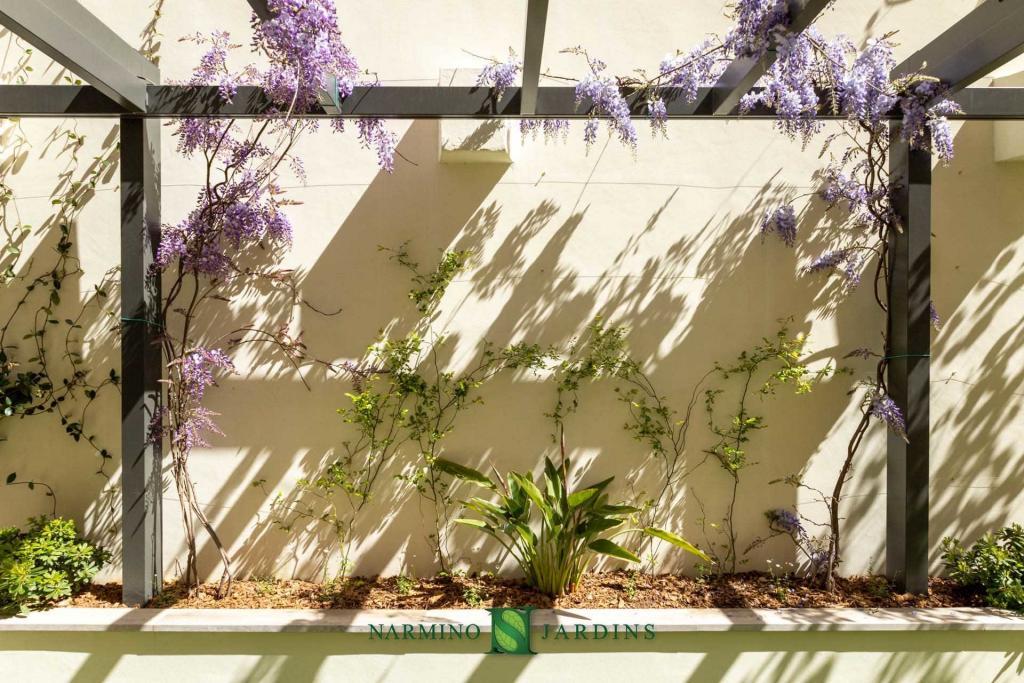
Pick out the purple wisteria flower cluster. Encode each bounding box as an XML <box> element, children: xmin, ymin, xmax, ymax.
<box><xmin>761</xmin><ymin>205</ymin><xmax>798</xmax><ymax>247</ymax></box>
<box><xmin>725</xmin><ymin>0</ymin><xmax>790</xmax><ymax>58</ymax></box>
<box><xmin>740</xmin><ymin>31</ymin><xmax>825</xmax><ymax>142</ymax></box>
<box><xmin>656</xmin><ymin>37</ymin><xmax>726</xmax><ymax>109</ymax></box>
<box><xmin>899</xmin><ymin>81</ymin><xmax>961</xmax><ymax>164</ymax></box>
<box><xmin>573</xmin><ymin>53</ymin><xmax>639</xmax><ymax>150</ymax></box>
<box><xmin>929</xmin><ymin>301</ymin><xmax>942</xmax><ymax>330</ymax></box>
<box><xmin>476</xmin><ymin>50</ymin><xmax>521</xmax><ymax>99</ymax></box>
<box><xmin>158</xmin><ymin>0</ymin><xmax>393</xmax><ymax>594</ymax></box>
<box><xmin>520</xmin><ymin>118</ymin><xmax>571</xmax><ymax>143</ymax></box>
<box><xmin>163</xmin><ymin>349</ymin><xmax>236</xmax><ymax>453</ymax></box>
<box><xmin>252</xmin><ymin>0</ymin><xmax>360</xmax><ymax>110</ymax></box>
<box><xmin>805</xmin><ymin>248</ymin><xmax>864</xmax><ymax>289</ymax></box>
<box><xmin>742</xmin><ymin>28</ymin><xmax>960</xmax><ymax>159</ymax></box>
<box><xmin>868</xmin><ymin>391</ymin><xmax>908</xmax><ymax>441</ymax></box>
<box><xmin>766</xmin><ymin>508</ymin><xmax>831</xmax><ymax>575</ymax></box>
<box><xmin>355</xmin><ymin>118</ymin><xmax>398</xmax><ymax>174</ymax></box>
<box><xmin>474</xmin><ymin>51</ymin><xmax>571</xmax><ymax>145</ymax></box>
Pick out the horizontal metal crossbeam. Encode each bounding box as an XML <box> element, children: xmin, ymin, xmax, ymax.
<box><xmin>1</xmin><ymin>84</ymin><xmax>1023</xmax><ymax>120</ymax></box>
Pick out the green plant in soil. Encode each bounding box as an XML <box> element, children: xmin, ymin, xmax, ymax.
<box><xmin>698</xmin><ymin>322</ymin><xmax>833</xmax><ymax>574</ymax></box>
<box><xmin>436</xmin><ymin>444</ymin><xmax>707</xmax><ymax>597</ymax></box>
<box><xmin>0</xmin><ymin>516</ymin><xmax>109</xmax><ymax>614</ymax></box>
<box><xmin>943</xmin><ymin>523</ymin><xmax>1024</xmax><ymax>611</ymax></box>
<box><xmin>462</xmin><ymin>584</ymin><xmax>484</xmax><ymax>607</ymax></box>
<box><xmin>395</xmin><ymin>573</ymin><xmax>415</xmax><ymax>596</ymax></box>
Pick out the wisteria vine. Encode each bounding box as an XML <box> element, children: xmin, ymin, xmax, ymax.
<box><xmin>155</xmin><ymin>0</ymin><xmax>395</xmax><ymax>596</ymax></box>
<box><xmin>479</xmin><ymin>0</ymin><xmax>958</xmax><ymax>588</ymax></box>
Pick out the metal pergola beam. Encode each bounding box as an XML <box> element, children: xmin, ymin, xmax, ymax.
<box><xmin>894</xmin><ymin>0</ymin><xmax>1024</xmax><ymax>94</ymax></box>
<box><xmin>690</xmin><ymin>0</ymin><xmax>832</xmax><ymax>116</ymax></box>
<box><xmin>3</xmin><ymin>84</ymin><xmax>1022</xmax><ymax>119</ymax></box>
<box><xmin>883</xmin><ymin>0</ymin><xmax>1024</xmax><ymax>596</ymax></box>
<box><xmin>119</xmin><ymin>117</ymin><xmax>163</xmax><ymax>606</ymax></box>
<box><xmin>520</xmin><ymin>0</ymin><xmax>549</xmax><ymax>115</ymax></box>
<box><xmin>886</xmin><ymin>133</ymin><xmax>931</xmax><ymax>595</ymax></box>
<box><xmin>0</xmin><ymin>85</ymin><xmax>127</xmax><ymax>116</ymax></box>
<box><xmin>0</xmin><ymin>0</ymin><xmax>157</xmax><ymax>112</ymax></box>
<box><xmin>0</xmin><ymin>0</ymin><xmax>166</xmax><ymax>606</ymax></box>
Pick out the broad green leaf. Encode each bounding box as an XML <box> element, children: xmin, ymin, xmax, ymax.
<box><xmin>433</xmin><ymin>458</ymin><xmax>495</xmax><ymax>488</ymax></box>
<box><xmin>454</xmin><ymin>518</ymin><xmax>489</xmax><ymax>529</ymax></box>
<box><xmin>581</xmin><ymin>516</ymin><xmax>623</xmax><ymax>536</ymax></box>
<box><xmin>585</xmin><ymin>476</ymin><xmax>615</xmax><ymax>496</ymax></box>
<box><xmin>465</xmin><ymin>498</ymin><xmax>505</xmax><ymax>518</ymax></box>
<box><xmin>511</xmin><ymin>474</ymin><xmax>549</xmax><ymax>518</ymax></box>
<box><xmin>509</xmin><ymin>521</ymin><xmax>535</xmax><ymax>546</ymax></box>
<box><xmin>588</xmin><ymin>538</ymin><xmax>641</xmax><ymax>563</ymax></box>
<box><xmin>567</xmin><ymin>487</ymin><xmax>599</xmax><ymax>508</ymax></box>
<box><xmin>645</xmin><ymin>527</ymin><xmax>709</xmax><ymax>561</ymax></box>
<box><xmin>599</xmin><ymin>504</ymin><xmax>640</xmax><ymax>515</ymax></box>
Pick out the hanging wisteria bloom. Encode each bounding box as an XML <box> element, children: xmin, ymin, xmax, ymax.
<box><xmin>520</xmin><ymin>118</ymin><xmax>571</xmax><ymax>143</ymax></box>
<box><xmin>477</xmin><ymin>50</ymin><xmax>522</xmax><ymax>99</ymax></box>
<box><xmin>355</xmin><ymin>118</ymin><xmax>398</xmax><ymax>174</ymax></box>
<box><xmin>657</xmin><ymin>37</ymin><xmax>726</xmax><ymax>103</ymax></box>
<box><xmin>571</xmin><ymin>52</ymin><xmax>639</xmax><ymax>150</ymax></box>
<box><xmin>740</xmin><ymin>30</ymin><xmax>826</xmax><ymax>143</ymax></box>
<box><xmin>647</xmin><ymin>97</ymin><xmax>669</xmax><ymax>136</ymax></box>
<box><xmin>805</xmin><ymin>248</ymin><xmax>865</xmax><ymax>289</ymax></box>
<box><xmin>868</xmin><ymin>391</ymin><xmax>908</xmax><ymax>442</ymax></box>
<box><xmin>252</xmin><ymin>0</ymin><xmax>361</xmax><ymax>110</ymax></box>
<box><xmin>766</xmin><ymin>508</ymin><xmax>831</xmax><ymax>577</ymax></box>
<box><xmin>929</xmin><ymin>301</ymin><xmax>942</xmax><ymax>330</ymax></box>
<box><xmin>839</xmin><ymin>38</ymin><xmax>898</xmax><ymax>127</ymax></box>
<box><xmin>725</xmin><ymin>0</ymin><xmax>790</xmax><ymax>58</ymax></box>
<box><xmin>898</xmin><ymin>81</ymin><xmax>961</xmax><ymax>163</ymax></box>
<box><xmin>158</xmin><ymin>0</ymin><xmax>391</xmax><ymax>595</ymax></box>
<box><xmin>761</xmin><ymin>204</ymin><xmax>798</xmax><ymax>247</ymax></box>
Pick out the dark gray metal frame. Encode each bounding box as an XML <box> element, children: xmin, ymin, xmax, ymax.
<box><xmin>1</xmin><ymin>0</ymin><xmax>1023</xmax><ymax>604</ymax></box>
<box><xmin>882</xmin><ymin>0</ymin><xmax>1024</xmax><ymax>593</ymax></box>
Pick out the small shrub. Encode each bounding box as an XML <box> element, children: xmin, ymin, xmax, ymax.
<box><xmin>943</xmin><ymin>524</ymin><xmax>1024</xmax><ymax>611</ymax></box>
<box><xmin>253</xmin><ymin>576</ymin><xmax>278</xmax><ymax>597</ymax></box>
<box><xmin>462</xmin><ymin>585</ymin><xmax>484</xmax><ymax>607</ymax></box>
<box><xmin>0</xmin><ymin>516</ymin><xmax>109</xmax><ymax>613</ymax></box>
<box><xmin>395</xmin><ymin>574</ymin><xmax>415</xmax><ymax>596</ymax></box>
<box><xmin>436</xmin><ymin>456</ymin><xmax>707</xmax><ymax>596</ymax></box>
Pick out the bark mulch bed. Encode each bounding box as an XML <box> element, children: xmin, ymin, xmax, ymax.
<box><xmin>69</xmin><ymin>571</ymin><xmax>985</xmax><ymax>610</ymax></box>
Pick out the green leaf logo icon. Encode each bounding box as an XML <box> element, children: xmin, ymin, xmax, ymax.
<box><xmin>488</xmin><ymin>608</ymin><xmax>534</xmax><ymax>655</ymax></box>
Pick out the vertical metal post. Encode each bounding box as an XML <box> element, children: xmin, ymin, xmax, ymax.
<box><xmin>520</xmin><ymin>0</ymin><xmax>548</xmax><ymax>115</ymax></box>
<box><xmin>886</xmin><ymin>128</ymin><xmax>931</xmax><ymax>594</ymax></box>
<box><xmin>120</xmin><ymin>116</ymin><xmax>162</xmax><ymax>605</ymax></box>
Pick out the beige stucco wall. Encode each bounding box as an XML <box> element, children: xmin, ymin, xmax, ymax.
<box><xmin>1</xmin><ymin>0</ymin><xmax>1022</xmax><ymax>582</ymax></box>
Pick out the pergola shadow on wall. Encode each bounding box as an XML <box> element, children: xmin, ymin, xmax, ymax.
<box><xmin>1</xmin><ymin>0</ymin><xmax>1024</xmax><ymax>605</ymax></box>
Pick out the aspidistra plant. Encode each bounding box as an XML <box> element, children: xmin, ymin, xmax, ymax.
<box><xmin>436</xmin><ymin>456</ymin><xmax>707</xmax><ymax>596</ymax></box>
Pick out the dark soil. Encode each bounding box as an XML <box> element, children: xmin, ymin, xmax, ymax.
<box><xmin>69</xmin><ymin>571</ymin><xmax>985</xmax><ymax>610</ymax></box>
